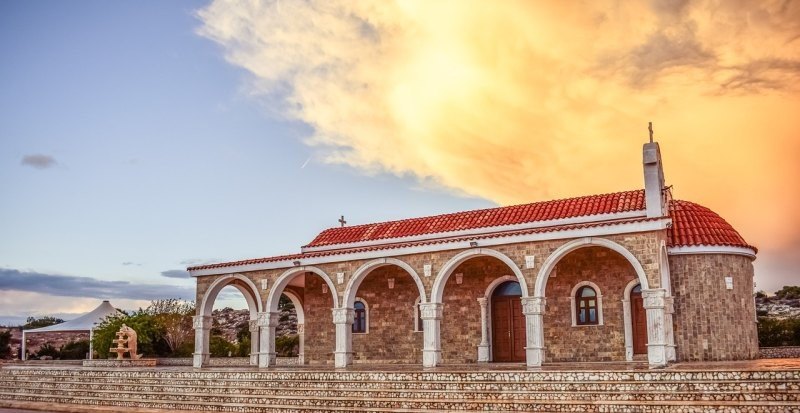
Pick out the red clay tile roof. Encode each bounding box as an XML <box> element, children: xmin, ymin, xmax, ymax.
<box><xmin>667</xmin><ymin>199</ymin><xmax>757</xmax><ymax>252</ymax></box>
<box><xmin>304</xmin><ymin>190</ymin><xmax>647</xmax><ymax>249</ymax></box>
<box><xmin>187</xmin><ymin>191</ymin><xmax>756</xmax><ymax>272</ymax></box>
<box><xmin>187</xmin><ymin>216</ymin><xmax>660</xmax><ymax>271</ymax></box>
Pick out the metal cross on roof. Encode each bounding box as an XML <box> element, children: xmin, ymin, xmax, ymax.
<box><xmin>648</xmin><ymin>121</ymin><xmax>654</xmax><ymax>143</ymax></box>
<box><xmin>338</xmin><ymin>215</ymin><xmax>347</xmax><ymax>227</ymax></box>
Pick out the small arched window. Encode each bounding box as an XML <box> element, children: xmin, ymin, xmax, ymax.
<box><xmin>575</xmin><ymin>286</ymin><xmax>598</xmax><ymax>325</ymax></box>
<box><xmin>414</xmin><ymin>297</ymin><xmax>423</xmax><ymax>332</ymax></box>
<box><xmin>353</xmin><ymin>300</ymin><xmax>368</xmax><ymax>334</ymax></box>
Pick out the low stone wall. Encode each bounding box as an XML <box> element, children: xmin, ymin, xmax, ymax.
<box><xmin>759</xmin><ymin>346</ymin><xmax>800</xmax><ymax>359</ymax></box>
<box><xmin>156</xmin><ymin>357</ymin><xmax>250</xmax><ymax>367</ymax></box>
<box><xmin>83</xmin><ymin>359</ymin><xmax>156</xmax><ymax>367</ymax></box>
<box><xmin>155</xmin><ymin>357</ymin><xmax>299</xmax><ymax>366</ymax></box>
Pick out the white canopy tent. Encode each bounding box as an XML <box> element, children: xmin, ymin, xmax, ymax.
<box><xmin>22</xmin><ymin>300</ymin><xmax>122</xmax><ymax>360</ymax></box>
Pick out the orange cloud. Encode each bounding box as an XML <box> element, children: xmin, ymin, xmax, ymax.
<box><xmin>198</xmin><ymin>1</ymin><xmax>800</xmax><ymax>290</ymax></box>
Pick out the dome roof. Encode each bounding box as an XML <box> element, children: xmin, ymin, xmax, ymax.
<box><xmin>668</xmin><ymin>199</ymin><xmax>756</xmax><ymax>253</ymax></box>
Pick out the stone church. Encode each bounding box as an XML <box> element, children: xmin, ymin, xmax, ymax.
<box><xmin>188</xmin><ymin>139</ymin><xmax>758</xmax><ymax>368</ymax></box>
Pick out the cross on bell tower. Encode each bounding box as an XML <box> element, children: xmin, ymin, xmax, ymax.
<box><xmin>338</xmin><ymin>215</ymin><xmax>347</xmax><ymax>227</ymax></box>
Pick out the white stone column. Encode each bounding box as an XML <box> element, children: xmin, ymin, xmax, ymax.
<box><xmin>332</xmin><ymin>308</ymin><xmax>354</xmax><ymax>368</ymax></box>
<box><xmin>297</xmin><ymin>323</ymin><xmax>305</xmax><ymax>365</ymax></box>
<box><xmin>257</xmin><ymin>311</ymin><xmax>279</xmax><ymax>368</ymax></box>
<box><xmin>192</xmin><ymin>315</ymin><xmax>212</xmax><ymax>368</ymax></box>
<box><xmin>521</xmin><ymin>297</ymin><xmax>546</xmax><ymax>367</ymax></box>
<box><xmin>622</xmin><ymin>297</ymin><xmax>633</xmax><ymax>361</ymax></box>
<box><xmin>664</xmin><ymin>296</ymin><xmax>676</xmax><ymax>362</ymax></box>
<box><xmin>476</xmin><ymin>298</ymin><xmax>490</xmax><ymax>362</ymax></box>
<box><xmin>420</xmin><ymin>302</ymin><xmax>443</xmax><ymax>367</ymax></box>
<box><xmin>248</xmin><ymin>319</ymin><xmax>259</xmax><ymax>366</ymax></box>
<box><xmin>642</xmin><ymin>288</ymin><xmax>668</xmax><ymax>367</ymax></box>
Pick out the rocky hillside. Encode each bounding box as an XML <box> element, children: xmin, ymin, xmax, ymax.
<box><xmin>212</xmin><ymin>305</ymin><xmax>298</xmax><ymax>344</ymax></box>
<box><xmin>757</xmin><ymin>296</ymin><xmax>800</xmax><ymax>319</ymax></box>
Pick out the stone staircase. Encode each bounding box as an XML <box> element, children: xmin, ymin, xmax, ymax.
<box><xmin>1</xmin><ymin>366</ymin><xmax>799</xmax><ymax>412</ymax></box>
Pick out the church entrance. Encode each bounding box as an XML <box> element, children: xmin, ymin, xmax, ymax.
<box><xmin>631</xmin><ymin>284</ymin><xmax>648</xmax><ymax>355</ymax></box>
<box><xmin>491</xmin><ymin>281</ymin><xmax>526</xmax><ymax>362</ymax></box>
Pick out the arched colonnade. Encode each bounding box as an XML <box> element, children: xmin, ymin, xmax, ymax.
<box><xmin>193</xmin><ymin>237</ymin><xmax>675</xmax><ymax>368</ymax></box>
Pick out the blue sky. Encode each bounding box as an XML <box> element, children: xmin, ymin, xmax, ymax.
<box><xmin>0</xmin><ymin>1</ymin><xmax>492</xmax><ymax>325</ymax></box>
<box><xmin>2</xmin><ymin>1</ymin><xmax>798</xmax><ymax>325</ymax></box>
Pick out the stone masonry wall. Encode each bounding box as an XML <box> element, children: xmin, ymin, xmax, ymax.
<box><xmin>351</xmin><ymin>266</ymin><xmax>423</xmax><ymax>363</ymax></box>
<box><xmin>441</xmin><ymin>256</ymin><xmax>516</xmax><ymax>363</ymax></box>
<box><xmin>670</xmin><ymin>254</ymin><xmax>759</xmax><ymax>361</ymax></box>
<box><xmin>543</xmin><ymin>247</ymin><xmax>637</xmax><ymax>362</ymax></box>
<box><xmin>302</xmin><ymin>274</ymin><xmax>336</xmax><ymax>364</ymax></box>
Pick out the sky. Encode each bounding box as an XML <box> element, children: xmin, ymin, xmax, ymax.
<box><xmin>1</xmin><ymin>0</ymin><xmax>798</xmax><ymax>326</ymax></box>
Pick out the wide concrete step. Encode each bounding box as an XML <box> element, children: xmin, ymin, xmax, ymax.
<box><xmin>3</xmin><ymin>380</ymin><xmax>800</xmax><ymax>402</ymax></box>
<box><xmin>2</xmin><ymin>374</ymin><xmax>799</xmax><ymax>393</ymax></box>
<box><xmin>2</xmin><ymin>390</ymin><xmax>798</xmax><ymax>413</ymax></box>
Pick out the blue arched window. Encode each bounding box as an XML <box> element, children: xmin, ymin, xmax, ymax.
<box><xmin>576</xmin><ymin>286</ymin><xmax>598</xmax><ymax>325</ymax></box>
<box><xmin>353</xmin><ymin>300</ymin><xmax>367</xmax><ymax>333</ymax></box>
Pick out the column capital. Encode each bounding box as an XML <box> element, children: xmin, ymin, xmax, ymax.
<box><xmin>642</xmin><ymin>288</ymin><xmax>667</xmax><ymax>309</ymax></box>
<box><xmin>297</xmin><ymin>323</ymin><xmax>305</xmax><ymax>334</ymax></box>
<box><xmin>419</xmin><ymin>302</ymin><xmax>443</xmax><ymax>320</ymax></box>
<box><xmin>521</xmin><ymin>297</ymin><xmax>546</xmax><ymax>315</ymax></box>
<box><xmin>248</xmin><ymin>319</ymin><xmax>259</xmax><ymax>333</ymax></box>
<box><xmin>476</xmin><ymin>297</ymin><xmax>487</xmax><ymax>306</ymax></box>
<box><xmin>257</xmin><ymin>311</ymin><xmax>280</xmax><ymax>327</ymax></box>
<box><xmin>192</xmin><ymin>315</ymin><xmax>212</xmax><ymax>330</ymax></box>
<box><xmin>332</xmin><ymin>307</ymin><xmax>354</xmax><ymax>324</ymax></box>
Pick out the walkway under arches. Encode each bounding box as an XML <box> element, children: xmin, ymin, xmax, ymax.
<box><xmin>193</xmin><ymin>273</ymin><xmax>261</xmax><ymax>368</ymax></box>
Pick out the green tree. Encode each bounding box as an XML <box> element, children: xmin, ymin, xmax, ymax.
<box><xmin>23</xmin><ymin>316</ymin><xmax>64</xmax><ymax>329</ymax></box>
<box><xmin>209</xmin><ymin>335</ymin><xmax>236</xmax><ymax>357</ymax></box>
<box><xmin>0</xmin><ymin>330</ymin><xmax>11</xmax><ymax>359</ymax></box>
<box><xmin>146</xmin><ymin>299</ymin><xmax>194</xmax><ymax>354</ymax></box>
<box><xmin>235</xmin><ymin>321</ymin><xmax>251</xmax><ymax>357</ymax></box>
<box><xmin>91</xmin><ymin>309</ymin><xmax>163</xmax><ymax>358</ymax></box>
<box><xmin>775</xmin><ymin>286</ymin><xmax>800</xmax><ymax>300</ymax></box>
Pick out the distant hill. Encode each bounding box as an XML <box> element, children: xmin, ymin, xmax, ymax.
<box><xmin>211</xmin><ymin>305</ymin><xmax>298</xmax><ymax>344</ymax></box>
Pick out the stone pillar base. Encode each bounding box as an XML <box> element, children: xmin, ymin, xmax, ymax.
<box><xmin>258</xmin><ymin>352</ymin><xmax>276</xmax><ymax>368</ymax></box>
<box><xmin>525</xmin><ymin>347</ymin><xmax>544</xmax><ymax>367</ymax></box>
<box><xmin>249</xmin><ymin>353</ymin><xmax>258</xmax><ymax>366</ymax></box>
<box><xmin>334</xmin><ymin>351</ymin><xmax>352</xmax><ymax>368</ymax></box>
<box><xmin>647</xmin><ymin>344</ymin><xmax>668</xmax><ymax>368</ymax></box>
<box><xmin>192</xmin><ymin>352</ymin><xmax>209</xmax><ymax>368</ymax></box>
<box><xmin>477</xmin><ymin>345</ymin><xmax>490</xmax><ymax>363</ymax></box>
<box><xmin>422</xmin><ymin>350</ymin><xmax>440</xmax><ymax>367</ymax></box>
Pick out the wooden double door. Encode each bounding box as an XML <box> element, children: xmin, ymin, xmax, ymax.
<box><xmin>631</xmin><ymin>287</ymin><xmax>648</xmax><ymax>354</ymax></box>
<box><xmin>491</xmin><ymin>296</ymin><xmax>526</xmax><ymax>362</ymax></box>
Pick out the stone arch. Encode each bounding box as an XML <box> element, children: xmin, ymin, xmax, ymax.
<box><xmin>534</xmin><ymin>237</ymin><xmax>649</xmax><ymax>298</ymax></box>
<box><xmin>622</xmin><ymin>278</ymin><xmax>641</xmax><ymax>361</ymax></box>
<box><xmin>659</xmin><ymin>240</ymin><xmax>672</xmax><ymax>295</ymax></box>
<box><xmin>483</xmin><ymin>275</ymin><xmax>519</xmax><ymax>299</ymax></box>
<box><xmin>266</xmin><ymin>266</ymin><xmax>338</xmax><ymax>313</ymax></box>
<box><xmin>343</xmin><ymin>258</ymin><xmax>427</xmax><ymax>309</ymax></box>
<box><xmin>199</xmin><ymin>273</ymin><xmax>262</xmax><ymax>318</ymax></box>
<box><xmin>432</xmin><ymin>248</ymin><xmax>529</xmax><ymax>303</ymax></box>
<box><xmin>481</xmin><ymin>274</ymin><xmax>518</xmax><ymax>362</ymax></box>
<box><xmin>281</xmin><ymin>289</ymin><xmax>305</xmax><ymax>324</ymax></box>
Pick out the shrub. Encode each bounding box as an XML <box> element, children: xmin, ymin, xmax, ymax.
<box><xmin>758</xmin><ymin>317</ymin><xmax>800</xmax><ymax>347</ymax></box>
<box><xmin>60</xmin><ymin>340</ymin><xmax>90</xmax><ymax>360</ymax></box>
<box><xmin>35</xmin><ymin>343</ymin><xmax>60</xmax><ymax>359</ymax></box>
<box><xmin>0</xmin><ymin>330</ymin><xmax>11</xmax><ymax>359</ymax></box>
<box><xmin>276</xmin><ymin>335</ymin><xmax>299</xmax><ymax>357</ymax></box>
